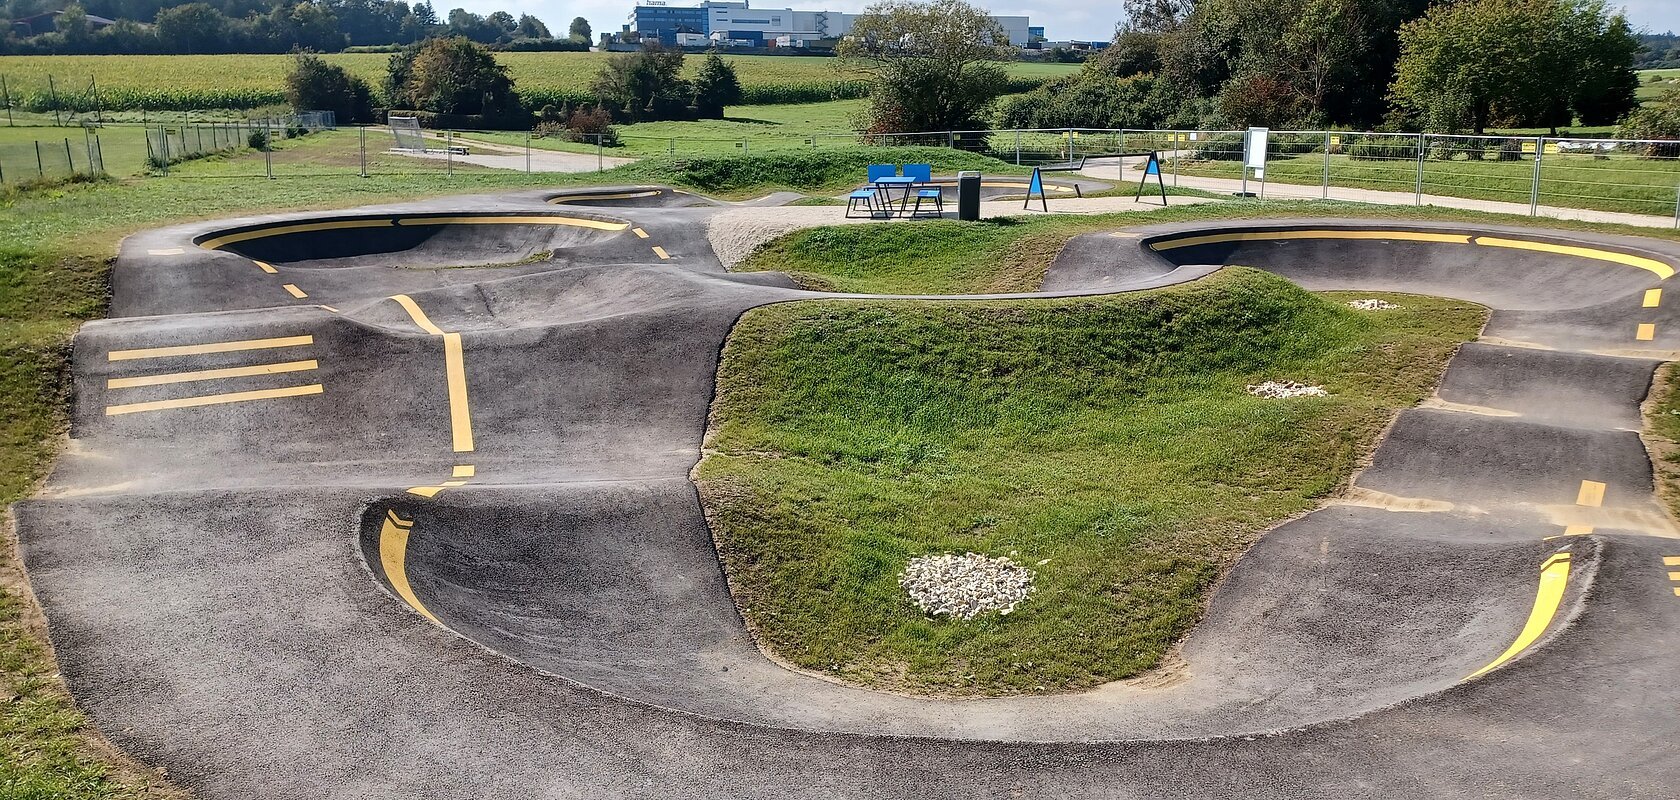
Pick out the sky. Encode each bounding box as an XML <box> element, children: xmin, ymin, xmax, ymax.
<box><xmin>462</xmin><ymin>0</ymin><xmax>1679</xmax><ymax>45</ymax></box>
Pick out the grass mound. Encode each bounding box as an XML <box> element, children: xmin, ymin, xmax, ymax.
<box><xmin>606</xmin><ymin>147</ymin><xmax>1022</xmax><ymax>196</ymax></box>
<box><xmin>741</xmin><ymin>217</ymin><xmax>1054</xmax><ymax>294</ymax></box>
<box><xmin>696</xmin><ymin>269</ymin><xmax>1485</xmax><ymax>696</ymax></box>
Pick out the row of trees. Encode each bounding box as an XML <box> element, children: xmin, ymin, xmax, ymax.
<box><xmin>0</xmin><ymin>0</ymin><xmax>595</xmax><ymax>54</ymax></box>
<box><xmin>995</xmin><ymin>0</ymin><xmax>1643</xmax><ymax>135</ymax></box>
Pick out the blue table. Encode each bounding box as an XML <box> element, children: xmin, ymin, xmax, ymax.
<box><xmin>871</xmin><ymin>176</ymin><xmax>920</xmax><ymax>216</ymax></box>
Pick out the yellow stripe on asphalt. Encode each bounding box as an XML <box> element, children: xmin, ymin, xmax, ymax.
<box><xmin>282</xmin><ymin>284</ymin><xmax>308</xmax><ymax>299</ymax></box>
<box><xmin>632</xmin><ymin>227</ymin><xmax>649</xmax><ymax>239</ymax></box>
<box><xmin>558</xmin><ymin>190</ymin><xmax>661</xmax><ymax>201</ymax></box>
<box><xmin>1637</xmin><ymin>323</ymin><xmax>1657</xmax><ymax>341</ymax></box>
<box><xmin>108</xmin><ymin>335</ymin><xmax>313</xmax><ymax>361</ymax></box>
<box><xmin>1644</xmin><ymin>288</ymin><xmax>1663</xmax><ymax>307</ymax></box>
<box><xmin>1577</xmin><ymin>480</ymin><xmax>1607</xmax><ymax>507</ymax></box>
<box><xmin>452</xmin><ymin>464</ymin><xmax>475</xmax><ymax>478</ymax></box>
<box><xmin>106</xmin><ymin>359</ymin><xmax>317</xmax><ymax>389</ymax></box>
<box><xmin>378</xmin><ymin>511</ymin><xmax>439</xmax><ymax>625</ymax></box>
<box><xmin>253</xmin><ymin>260</ymin><xmax>278</xmax><ymax>274</ymax></box>
<box><xmin>405</xmin><ymin>480</ymin><xmax>466</xmax><ymax>498</ymax></box>
<box><xmin>1668</xmin><ymin>571</ymin><xmax>1680</xmax><ymax>581</ymax></box>
<box><xmin>386</xmin><ymin>295</ymin><xmax>474</xmax><ymax>453</ymax></box>
<box><xmin>198</xmin><ymin>215</ymin><xmax>629</xmax><ymax>249</ymax></box>
<box><xmin>652</xmin><ymin>246</ymin><xmax>671</xmax><ymax>260</ymax></box>
<box><xmin>1150</xmin><ymin>230</ymin><xmax>1473</xmax><ymax>251</ymax></box>
<box><xmin>1472</xmin><ymin>237</ymin><xmax>1675</xmax><ymax>279</ymax></box>
<box><xmin>1664</xmin><ymin>556</ymin><xmax>1680</xmax><ymax>566</ymax></box>
<box><xmin>104</xmin><ymin>383</ymin><xmax>322</xmax><ymax>416</ymax></box>
<box><xmin>1466</xmin><ymin>553</ymin><xmax>1573</xmax><ymax>680</ymax></box>
<box><xmin>1562</xmin><ymin>524</ymin><xmax>1594</xmax><ymax>536</ymax></box>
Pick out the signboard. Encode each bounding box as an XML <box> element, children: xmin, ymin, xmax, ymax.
<box><xmin>1135</xmin><ymin>151</ymin><xmax>1167</xmax><ymax>206</ymax></box>
<box><xmin>1244</xmin><ymin>127</ymin><xmax>1269</xmax><ymax>170</ymax></box>
<box><xmin>1024</xmin><ymin>168</ymin><xmax>1048</xmax><ymax>212</ymax></box>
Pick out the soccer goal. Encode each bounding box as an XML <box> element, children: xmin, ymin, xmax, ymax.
<box><xmin>388</xmin><ymin>115</ymin><xmax>427</xmax><ymax>153</ymax></box>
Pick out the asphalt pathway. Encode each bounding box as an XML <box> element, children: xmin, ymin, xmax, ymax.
<box><xmin>13</xmin><ymin>189</ymin><xmax>1680</xmax><ymax>797</ymax></box>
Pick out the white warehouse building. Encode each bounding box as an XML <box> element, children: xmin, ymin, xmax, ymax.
<box><xmin>627</xmin><ymin>0</ymin><xmax>1030</xmax><ymax>47</ymax></box>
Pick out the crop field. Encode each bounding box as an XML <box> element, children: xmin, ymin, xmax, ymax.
<box><xmin>0</xmin><ymin>53</ymin><xmax>1079</xmax><ymax>112</ymax></box>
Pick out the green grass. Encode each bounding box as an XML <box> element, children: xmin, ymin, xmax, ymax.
<box><xmin>1638</xmin><ymin>68</ymin><xmax>1680</xmax><ymax>103</ymax></box>
<box><xmin>1645</xmin><ymin>361</ymin><xmax>1680</xmax><ymax>521</ymax></box>
<box><xmin>1168</xmin><ymin>150</ymin><xmax>1680</xmax><ymax>217</ymax></box>
<box><xmin>696</xmin><ymin>270</ymin><xmax>1486</xmax><ymax>695</ymax></box>
<box><xmin>470</xmin><ymin>97</ymin><xmax>869</xmax><ymax>158</ymax></box>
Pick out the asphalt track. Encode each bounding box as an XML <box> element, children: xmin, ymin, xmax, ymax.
<box><xmin>13</xmin><ymin>187</ymin><xmax>1680</xmax><ymax>797</ymax></box>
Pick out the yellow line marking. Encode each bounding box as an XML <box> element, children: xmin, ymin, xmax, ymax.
<box><xmin>1668</xmin><ymin>571</ymin><xmax>1680</xmax><ymax>581</ymax></box>
<box><xmin>253</xmin><ymin>260</ymin><xmax>278</xmax><ymax>274</ymax></box>
<box><xmin>1673</xmin><ymin>587</ymin><xmax>1680</xmax><ymax>596</ymax></box>
<box><xmin>1473</xmin><ymin>237</ymin><xmax>1675</xmax><ymax>279</ymax></box>
<box><xmin>1663</xmin><ymin>556</ymin><xmax>1680</xmax><ymax>566</ymax></box>
<box><xmin>1562</xmin><ymin>524</ymin><xmax>1595</xmax><ymax>536</ymax></box>
<box><xmin>378</xmin><ymin>511</ymin><xmax>439</xmax><ymax>624</ymax></box>
<box><xmin>198</xmin><ymin>215</ymin><xmax>629</xmax><ymax>249</ymax></box>
<box><xmin>388</xmin><ymin>294</ymin><xmax>446</xmax><ymax>335</ymax></box>
<box><xmin>452</xmin><ymin>464</ymin><xmax>475</xmax><ymax>478</ymax></box>
<box><xmin>1466</xmin><ymin>553</ymin><xmax>1572</xmax><ymax>680</ymax></box>
<box><xmin>1637</xmin><ymin>323</ymin><xmax>1656</xmax><ymax>341</ymax></box>
<box><xmin>108</xmin><ymin>335</ymin><xmax>313</xmax><ymax>362</ymax></box>
<box><xmin>1576</xmin><ymin>480</ymin><xmax>1606</xmax><ymax>507</ymax></box>
<box><xmin>1644</xmin><ymin>288</ymin><xmax>1663</xmax><ymax>307</ymax></box>
<box><xmin>106</xmin><ymin>359</ymin><xmax>317</xmax><ymax>389</ymax></box>
<box><xmin>1151</xmin><ymin>230</ymin><xmax>1472</xmax><ymax>251</ymax></box>
<box><xmin>320</xmin><ymin>305</ymin><xmax>339</xmax><ymax>313</ymax></box>
<box><xmin>632</xmin><ymin>227</ymin><xmax>649</xmax><ymax>239</ymax></box>
<box><xmin>146</xmin><ymin>247</ymin><xmax>184</xmax><ymax>256</ymax></box>
<box><xmin>386</xmin><ymin>295</ymin><xmax>474</xmax><ymax>453</ymax></box>
<box><xmin>652</xmin><ymin>245</ymin><xmax>671</xmax><ymax>260</ymax></box>
<box><xmin>404</xmin><ymin>479</ymin><xmax>466</xmax><ymax>498</ymax></box>
<box><xmin>282</xmin><ymin>284</ymin><xmax>308</xmax><ymax>299</ymax></box>
<box><xmin>104</xmin><ymin>383</ymin><xmax>322</xmax><ymax>416</ymax></box>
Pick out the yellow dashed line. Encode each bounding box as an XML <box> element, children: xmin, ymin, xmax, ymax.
<box><xmin>282</xmin><ymin>284</ymin><xmax>308</xmax><ymax>299</ymax></box>
<box><xmin>253</xmin><ymin>260</ymin><xmax>278</xmax><ymax>274</ymax></box>
<box><xmin>1644</xmin><ymin>288</ymin><xmax>1663</xmax><ymax>307</ymax></box>
<box><xmin>632</xmin><ymin>228</ymin><xmax>649</xmax><ymax>239</ymax></box>
<box><xmin>147</xmin><ymin>247</ymin><xmax>184</xmax><ymax>256</ymax></box>
<box><xmin>1466</xmin><ymin>552</ymin><xmax>1572</xmax><ymax>680</ymax></box>
<box><xmin>1562</xmin><ymin>524</ymin><xmax>1594</xmax><ymax>536</ymax></box>
<box><xmin>652</xmin><ymin>246</ymin><xmax>671</xmax><ymax>260</ymax></box>
<box><xmin>1576</xmin><ymin>480</ymin><xmax>1606</xmax><ymax>507</ymax></box>
<box><xmin>108</xmin><ymin>335</ymin><xmax>313</xmax><ymax>362</ymax></box>
<box><xmin>1663</xmin><ymin>556</ymin><xmax>1680</xmax><ymax>566</ymax></box>
<box><xmin>105</xmin><ymin>384</ymin><xmax>323</xmax><ymax>416</ymax></box>
<box><xmin>378</xmin><ymin>511</ymin><xmax>439</xmax><ymax>624</ymax></box>
<box><xmin>452</xmin><ymin>464</ymin><xmax>475</xmax><ymax>478</ymax></box>
<box><xmin>1637</xmin><ymin>323</ymin><xmax>1656</xmax><ymax>341</ymax></box>
<box><xmin>107</xmin><ymin>359</ymin><xmax>317</xmax><ymax>389</ymax></box>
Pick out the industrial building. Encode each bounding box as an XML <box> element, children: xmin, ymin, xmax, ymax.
<box><xmin>621</xmin><ymin>0</ymin><xmax>1031</xmax><ymax>49</ymax></box>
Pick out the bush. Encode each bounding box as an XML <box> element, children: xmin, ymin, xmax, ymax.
<box><xmin>1497</xmin><ymin>138</ymin><xmax>1526</xmax><ymax>161</ymax></box>
<box><xmin>282</xmin><ymin>53</ymin><xmax>375</xmax><ymax>124</ymax></box>
<box><xmin>564</xmin><ymin>106</ymin><xmax>618</xmax><ymax>146</ymax></box>
<box><xmin>387</xmin><ymin>37</ymin><xmax>525</xmax><ymax>123</ymax></box>
<box><xmin>609</xmin><ymin>146</ymin><xmax>1014</xmax><ymax>194</ymax></box>
<box><xmin>1346</xmin><ymin>135</ymin><xmax>1416</xmax><ymax>161</ymax></box>
<box><xmin>247</xmin><ymin>129</ymin><xmax>269</xmax><ymax>149</ymax></box>
<box><xmin>1616</xmin><ymin>86</ymin><xmax>1680</xmax><ymax>158</ymax></box>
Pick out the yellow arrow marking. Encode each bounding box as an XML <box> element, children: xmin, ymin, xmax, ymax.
<box><xmin>378</xmin><ymin>511</ymin><xmax>438</xmax><ymax>624</ymax></box>
<box><xmin>1466</xmin><ymin>552</ymin><xmax>1572</xmax><ymax>680</ymax></box>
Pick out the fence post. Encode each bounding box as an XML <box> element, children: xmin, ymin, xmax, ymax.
<box><xmin>1414</xmin><ymin>133</ymin><xmax>1425</xmax><ymax>206</ymax></box>
<box><xmin>94</xmin><ymin>134</ymin><xmax>103</xmax><ymax>175</ymax></box>
<box><xmin>1529</xmin><ymin>136</ymin><xmax>1543</xmax><ymax>217</ymax></box>
<box><xmin>161</xmin><ymin>126</ymin><xmax>170</xmax><ymax>177</ymax></box>
<box><xmin>263</xmin><ymin>128</ymin><xmax>272</xmax><ymax>180</ymax></box>
<box><xmin>89</xmin><ymin>76</ymin><xmax>103</xmax><ymax>127</ymax></box>
<box><xmin>668</xmin><ymin>137</ymin><xmax>674</xmax><ymax>157</ymax></box>
<box><xmin>1014</xmin><ymin>129</ymin><xmax>1020</xmax><ymax>165</ymax></box>
<box><xmin>360</xmin><ymin>126</ymin><xmax>368</xmax><ymax>178</ymax></box>
<box><xmin>1</xmin><ymin>75</ymin><xmax>11</xmax><ymax>127</ymax></box>
<box><xmin>1172</xmin><ymin>131</ymin><xmax>1179</xmax><ymax>187</ymax></box>
<box><xmin>64</xmin><ymin>138</ymin><xmax>73</xmax><ymax>176</ymax></box>
<box><xmin>1118</xmin><ymin>129</ymin><xmax>1127</xmax><ymax>180</ymax></box>
<box><xmin>47</xmin><ymin>75</ymin><xmax>61</xmax><ymax>126</ymax></box>
<box><xmin>447</xmin><ymin>130</ymin><xmax>454</xmax><ymax>176</ymax></box>
<box><xmin>948</xmin><ymin>130</ymin><xmax>955</xmax><ymax>149</ymax></box>
<box><xmin>525</xmin><ymin>129</ymin><xmax>531</xmax><ymax>173</ymax></box>
<box><xmin>596</xmin><ymin>134</ymin><xmax>603</xmax><ymax>172</ymax></box>
<box><xmin>1322</xmin><ymin>131</ymin><xmax>1331</xmax><ymax>199</ymax></box>
<box><xmin>35</xmin><ymin>140</ymin><xmax>43</xmax><ymax>177</ymax></box>
<box><xmin>1673</xmin><ymin>185</ymin><xmax>1679</xmax><ymax>230</ymax></box>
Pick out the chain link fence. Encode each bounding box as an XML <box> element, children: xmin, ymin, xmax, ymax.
<box><xmin>0</xmin><ymin>130</ymin><xmax>104</xmax><ymax>186</ymax></box>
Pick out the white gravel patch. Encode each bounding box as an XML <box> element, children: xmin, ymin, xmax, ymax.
<box><xmin>706</xmin><ymin>206</ymin><xmax>870</xmax><ymax>269</ymax></box>
<box><xmin>1347</xmin><ymin>298</ymin><xmax>1401</xmax><ymax>311</ymax></box>
<box><xmin>899</xmin><ymin>552</ymin><xmax>1035</xmax><ymax>620</ymax></box>
<box><xmin>1247</xmin><ymin>380</ymin><xmax>1330</xmax><ymax>399</ymax></box>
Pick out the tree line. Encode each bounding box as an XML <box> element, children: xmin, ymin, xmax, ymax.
<box><xmin>0</xmin><ymin>0</ymin><xmax>596</xmax><ymax>54</ymax></box>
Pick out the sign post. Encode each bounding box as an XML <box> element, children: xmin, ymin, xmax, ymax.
<box><xmin>1024</xmin><ymin>167</ymin><xmax>1048</xmax><ymax>212</ymax></box>
<box><xmin>1241</xmin><ymin>126</ymin><xmax>1268</xmax><ymax>198</ymax></box>
<box><xmin>1135</xmin><ymin>151</ymin><xmax>1167</xmax><ymax>205</ymax></box>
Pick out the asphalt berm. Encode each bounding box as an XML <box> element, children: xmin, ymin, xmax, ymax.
<box><xmin>13</xmin><ymin>188</ymin><xmax>1680</xmax><ymax>798</ymax></box>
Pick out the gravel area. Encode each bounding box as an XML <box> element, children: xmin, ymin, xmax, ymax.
<box><xmin>1347</xmin><ymin>299</ymin><xmax>1401</xmax><ymax>310</ymax></box>
<box><xmin>899</xmin><ymin>552</ymin><xmax>1035</xmax><ymax>620</ymax></box>
<box><xmin>1247</xmin><ymin>380</ymin><xmax>1330</xmax><ymax>398</ymax></box>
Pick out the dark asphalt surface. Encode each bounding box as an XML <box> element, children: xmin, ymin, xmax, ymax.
<box><xmin>13</xmin><ymin>190</ymin><xmax>1680</xmax><ymax>797</ymax></box>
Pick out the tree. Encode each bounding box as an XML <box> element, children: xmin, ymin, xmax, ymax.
<box><xmin>591</xmin><ymin>42</ymin><xmax>690</xmax><ymax>121</ymax></box>
<box><xmin>568</xmin><ymin>15</ymin><xmax>590</xmax><ymax>42</ymax></box>
<box><xmin>1389</xmin><ymin>0</ymin><xmax>1639</xmax><ymax>134</ymax></box>
<box><xmin>388</xmin><ymin>36</ymin><xmax>524</xmax><ymax>121</ymax></box>
<box><xmin>285</xmin><ymin>51</ymin><xmax>374</xmax><ymax>122</ymax></box>
<box><xmin>836</xmin><ymin>0</ymin><xmax>1015</xmax><ymax>133</ymax></box>
<box><xmin>692</xmin><ymin>51</ymin><xmax>741</xmax><ymax>119</ymax></box>
<box><xmin>516</xmin><ymin>13</ymin><xmax>549</xmax><ymax>38</ymax></box>
<box><xmin>154</xmin><ymin>2</ymin><xmax>228</xmax><ymax>53</ymax></box>
<box><xmin>1616</xmin><ymin>85</ymin><xmax>1680</xmax><ymax>157</ymax></box>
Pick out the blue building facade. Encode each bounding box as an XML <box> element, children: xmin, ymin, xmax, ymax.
<box><xmin>627</xmin><ymin>4</ymin><xmax>707</xmax><ymax>45</ymax></box>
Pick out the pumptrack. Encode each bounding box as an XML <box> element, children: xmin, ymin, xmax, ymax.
<box><xmin>13</xmin><ymin>186</ymin><xmax>1680</xmax><ymax>798</ymax></box>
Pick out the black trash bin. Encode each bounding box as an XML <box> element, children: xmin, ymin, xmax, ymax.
<box><xmin>957</xmin><ymin>170</ymin><xmax>981</xmax><ymax>221</ymax></box>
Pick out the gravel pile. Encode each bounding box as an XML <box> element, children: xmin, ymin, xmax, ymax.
<box><xmin>1347</xmin><ymin>299</ymin><xmax>1401</xmax><ymax>311</ymax></box>
<box><xmin>1247</xmin><ymin>380</ymin><xmax>1330</xmax><ymax>398</ymax></box>
<box><xmin>899</xmin><ymin>552</ymin><xmax>1035</xmax><ymax>620</ymax></box>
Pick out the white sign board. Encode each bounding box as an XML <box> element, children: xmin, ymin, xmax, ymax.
<box><xmin>1244</xmin><ymin>127</ymin><xmax>1269</xmax><ymax>170</ymax></box>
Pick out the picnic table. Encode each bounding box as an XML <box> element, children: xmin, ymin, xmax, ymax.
<box><xmin>870</xmin><ymin>175</ymin><xmax>920</xmax><ymax>215</ymax></box>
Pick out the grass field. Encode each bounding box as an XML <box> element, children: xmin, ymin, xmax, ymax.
<box><xmin>0</xmin><ymin>53</ymin><xmax>1079</xmax><ymax>111</ymax></box>
<box><xmin>697</xmin><ymin>271</ymin><xmax>1485</xmax><ymax>695</ymax></box>
<box><xmin>469</xmin><ymin>97</ymin><xmax>869</xmax><ymax>158</ymax></box>
<box><xmin>1638</xmin><ymin>68</ymin><xmax>1680</xmax><ymax>103</ymax></box>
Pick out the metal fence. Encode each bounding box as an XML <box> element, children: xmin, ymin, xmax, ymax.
<box><xmin>0</xmin><ymin>130</ymin><xmax>104</xmax><ymax>186</ymax></box>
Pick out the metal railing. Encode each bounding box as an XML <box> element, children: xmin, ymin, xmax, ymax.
<box><xmin>0</xmin><ymin>129</ymin><xmax>104</xmax><ymax>186</ymax></box>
